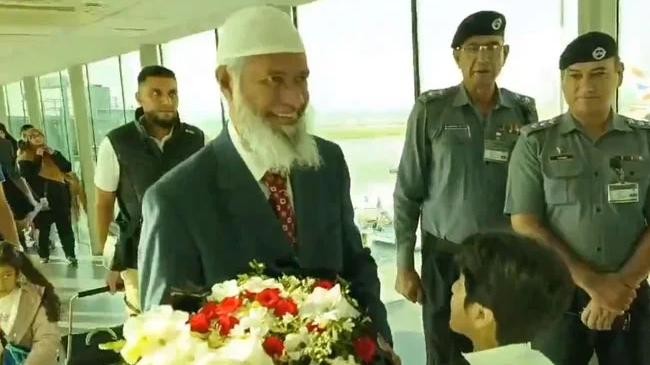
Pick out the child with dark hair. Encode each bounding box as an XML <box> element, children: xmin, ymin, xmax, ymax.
<box><xmin>0</xmin><ymin>242</ymin><xmax>60</xmax><ymax>364</ymax></box>
<box><xmin>450</xmin><ymin>232</ymin><xmax>574</xmax><ymax>364</ymax></box>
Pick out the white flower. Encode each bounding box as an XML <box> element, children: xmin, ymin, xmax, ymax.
<box><xmin>300</xmin><ymin>285</ymin><xmax>360</xmax><ymax>325</ymax></box>
<box><xmin>327</xmin><ymin>355</ymin><xmax>361</xmax><ymax>365</ymax></box>
<box><xmin>285</xmin><ymin>328</ymin><xmax>310</xmax><ymax>360</ymax></box>
<box><xmin>209</xmin><ymin>280</ymin><xmax>241</xmax><ymax>302</ymax></box>
<box><xmin>120</xmin><ymin>306</ymin><xmax>190</xmax><ymax>364</ymax></box>
<box><xmin>195</xmin><ymin>336</ymin><xmax>274</xmax><ymax>365</ymax></box>
<box><xmin>230</xmin><ymin>307</ymin><xmax>273</xmax><ymax>338</ymax></box>
<box><xmin>136</xmin><ymin>332</ymin><xmax>209</xmax><ymax>365</ymax></box>
<box><xmin>241</xmin><ymin>276</ymin><xmax>284</xmax><ymax>294</ymax></box>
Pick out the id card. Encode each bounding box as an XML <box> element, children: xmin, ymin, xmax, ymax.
<box><xmin>608</xmin><ymin>183</ymin><xmax>639</xmax><ymax>204</ymax></box>
<box><xmin>484</xmin><ymin>140</ymin><xmax>511</xmax><ymax>163</ymax></box>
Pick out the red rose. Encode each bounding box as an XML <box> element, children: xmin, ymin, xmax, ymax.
<box><xmin>217</xmin><ymin>315</ymin><xmax>239</xmax><ymax>336</ymax></box>
<box><xmin>189</xmin><ymin>312</ymin><xmax>211</xmax><ymax>333</ymax></box>
<box><xmin>256</xmin><ymin>288</ymin><xmax>282</xmax><ymax>308</ymax></box>
<box><xmin>216</xmin><ymin>297</ymin><xmax>242</xmax><ymax>316</ymax></box>
<box><xmin>315</xmin><ymin>280</ymin><xmax>335</xmax><ymax>290</ymax></box>
<box><xmin>273</xmin><ymin>299</ymin><xmax>298</xmax><ymax>317</ymax></box>
<box><xmin>354</xmin><ymin>337</ymin><xmax>377</xmax><ymax>364</ymax></box>
<box><xmin>263</xmin><ymin>336</ymin><xmax>285</xmax><ymax>359</ymax></box>
<box><xmin>201</xmin><ymin>302</ymin><xmax>220</xmax><ymax>320</ymax></box>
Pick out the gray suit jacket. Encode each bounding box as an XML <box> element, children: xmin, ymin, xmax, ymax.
<box><xmin>138</xmin><ymin>130</ymin><xmax>392</xmax><ymax>343</ymax></box>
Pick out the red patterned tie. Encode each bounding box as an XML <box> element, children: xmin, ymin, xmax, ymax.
<box><xmin>262</xmin><ymin>172</ymin><xmax>297</xmax><ymax>246</ymax></box>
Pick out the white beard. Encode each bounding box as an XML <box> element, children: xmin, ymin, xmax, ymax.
<box><xmin>231</xmin><ymin>101</ymin><xmax>321</xmax><ymax>173</ymax></box>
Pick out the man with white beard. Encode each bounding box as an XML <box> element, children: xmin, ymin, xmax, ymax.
<box><xmin>138</xmin><ymin>6</ymin><xmax>397</xmax><ymax>359</ymax></box>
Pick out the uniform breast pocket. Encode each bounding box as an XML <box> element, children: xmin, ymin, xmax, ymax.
<box><xmin>542</xmin><ymin>159</ymin><xmax>584</xmax><ymax>205</ymax></box>
<box><xmin>620</xmin><ymin>160</ymin><xmax>650</xmax><ymax>183</ymax></box>
<box><xmin>440</xmin><ymin>126</ymin><xmax>472</xmax><ymax>145</ymax></box>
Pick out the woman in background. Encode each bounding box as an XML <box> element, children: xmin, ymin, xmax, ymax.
<box><xmin>0</xmin><ymin>241</ymin><xmax>60</xmax><ymax>365</ymax></box>
<box><xmin>17</xmin><ymin>128</ymin><xmax>77</xmax><ymax>266</ymax></box>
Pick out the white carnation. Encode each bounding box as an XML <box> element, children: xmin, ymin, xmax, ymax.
<box><xmin>209</xmin><ymin>279</ymin><xmax>241</xmax><ymax>302</ymax></box>
<box><xmin>301</xmin><ymin>285</ymin><xmax>360</xmax><ymax>325</ymax></box>
<box><xmin>241</xmin><ymin>276</ymin><xmax>284</xmax><ymax>294</ymax></box>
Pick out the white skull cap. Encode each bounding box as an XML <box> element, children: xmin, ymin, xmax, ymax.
<box><xmin>217</xmin><ymin>6</ymin><xmax>305</xmax><ymax>66</ymax></box>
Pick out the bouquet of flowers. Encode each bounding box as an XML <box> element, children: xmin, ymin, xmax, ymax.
<box><xmin>110</xmin><ymin>262</ymin><xmax>390</xmax><ymax>365</ymax></box>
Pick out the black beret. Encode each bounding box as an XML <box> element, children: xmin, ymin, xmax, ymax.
<box><xmin>559</xmin><ymin>31</ymin><xmax>617</xmax><ymax>70</ymax></box>
<box><xmin>451</xmin><ymin>11</ymin><xmax>506</xmax><ymax>48</ymax></box>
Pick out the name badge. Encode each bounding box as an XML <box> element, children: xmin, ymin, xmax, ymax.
<box><xmin>484</xmin><ymin>139</ymin><xmax>510</xmax><ymax>163</ymax></box>
<box><xmin>608</xmin><ymin>182</ymin><xmax>640</xmax><ymax>204</ymax></box>
<box><xmin>444</xmin><ymin>124</ymin><xmax>471</xmax><ymax>138</ymax></box>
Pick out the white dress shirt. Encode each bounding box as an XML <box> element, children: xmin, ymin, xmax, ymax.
<box><xmin>463</xmin><ymin>343</ymin><xmax>554</xmax><ymax>365</ymax></box>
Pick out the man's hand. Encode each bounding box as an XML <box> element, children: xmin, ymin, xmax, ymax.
<box><xmin>395</xmin><ymin>268</ymin><xmax>423</xmax><ymax>304</ymax></box>
<box><xmin>581</xmin><ymin>300</ymin><xmax>618</xmax><ymax>331</ymax></box>
<box><xmin>45</xmin><ymin>147</ymin><xmax>54</xmax><ymax>155</ymax></box>
<box><xmin>377</xmin><ymin>336</ymin><xmax>401</xmax><ymax>365</ymax></box>
<box><xmin>106</xmin><ymin>270</ymin><xmax>124</xmax><ymax>294</ymax></box>
<box><xmin>575</xmin><ymin>269</ymin><xmax>637</xmax><ymax>314</ymax></box>
<box><xmin>35</xmin><ymin>148</ymin><xmax>45</xmax><ymax>156</ymax></box>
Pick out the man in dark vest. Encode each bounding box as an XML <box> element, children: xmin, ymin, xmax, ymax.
<box><xmin>95</xmin><ymin>65</ymin><xmax>204</xmax><ymax>314</ymax></box>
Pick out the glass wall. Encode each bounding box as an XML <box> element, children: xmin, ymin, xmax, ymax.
<box><xmin>120</xmin><ymin>51</ymin><xmax>142</xmax><ymax>122</ymax></box>
<box><xmin>417</xmin><ymin>0</ymin><xmax>579</xmax><ymax>120</ymax></box>
<box><xmin>5</xmin><ymin>82</ymin><xmax>29</xmax><ymax>137</ymax></box>
<box><xmin>619</xmin><ymin>0</ymin><xmax>650</xmax><ymax>120</ymax></box>
<box><xmin>297</xmin><ymin>0</ymin><xmax>414</xmax><ymax>218</ymax></box>
<box><xmin>161</xmin><ymin>31</ymin><xmax>223</xmax><ymax>140</ymax></box>
<box><xmin>86</xmin><ymin>57</ymin><xmax>128</xmax><ymax>149</ymax></box>
<box><xmin>39</xmin><ymin>72</ymin><xmax>73</xmax><ymax>159</ymax></box>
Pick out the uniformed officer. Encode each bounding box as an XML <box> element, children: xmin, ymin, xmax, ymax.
<box><xmin>393</xmin><ymin>10</ymin><xmax>538</xmax><ymax>365</ymax></box>
<box><xmin>506</xmin><ymin>32</ymin><xmax>650</xmax><ymax>365</ymax></box>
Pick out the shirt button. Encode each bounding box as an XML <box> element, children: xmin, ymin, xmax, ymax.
<box><xmin>596</xmin><ymin>247</ymin><xmax>602</xmax><ymax>252</ymax></box>
<box><xmin>594</xmin><ymin>171</ymin><xmax>599</xmax><ymax>178</ymax></box>
<box><xmin>596</xmin><ymin>207</ymin><xmax>602</xmax><ymax>213</ymax></box>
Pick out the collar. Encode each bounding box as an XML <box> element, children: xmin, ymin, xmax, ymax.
<box><xmin>463</xmin><ymin>343</ymin><xmax>539</xmax><ymax>364</ymax></box>
<box><xmin>452</xmin><ymin>84</ymin><xmax>514</xmax><ymax>109</ymax></box>
<box><xmin>227</xmin><ymin>121</ymin><xmax>270</xmax><ymax>181</ymax></box>
<box><xmin>135</xmin><ymin>117</ymin><xmax>176</xmax><ymax>144</ymax></box>
<box><xmin>558</xmin><ymin>111</ymin><xmax>632</xmax><ymax>135</ymax></box>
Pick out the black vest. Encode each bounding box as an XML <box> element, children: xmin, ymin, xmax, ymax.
<box><xmin>108</xmin><ymin>120</ymin><xmax>204</xmax><ymax>269</ymax></box>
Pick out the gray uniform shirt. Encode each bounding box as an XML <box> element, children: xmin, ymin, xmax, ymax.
<box><xmin>505</xmin><ymin>113</ymin><xmax>650</xmax><ymax>272</ymax></box>
<box><xmin>394</xmin><ymin>84</ymin><xmax>538</xmax><ymax>269</ymax></box>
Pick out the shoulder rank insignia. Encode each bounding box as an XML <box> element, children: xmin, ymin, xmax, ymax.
<box><xmin>626</xmin><ymin>118</ymin><xmax>650</xmax><ymax>129</ymax></box>
<box><xmin>419</xmin><ymin>87</ymin><xmax>455</xmax><ymax>103</ymax></box>
<box><xmin>520</xmin><ymin>118</ymin><xmax>560</xmax><ymax>136</ymax></box>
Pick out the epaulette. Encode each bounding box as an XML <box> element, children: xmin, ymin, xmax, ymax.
<box><xmin>520</xmin><ymin>118</ymin><xmax>560</xmax><ymax>136</ymax></box>
<box><xmin>626</xmin><ymin>118</ymin><xmax>650</xmax><ymax>129</ymax></box>
<box><xmin>418</xmin><ymin>87</ymin><xmax>455</xmax><ymax>103</ymax></box>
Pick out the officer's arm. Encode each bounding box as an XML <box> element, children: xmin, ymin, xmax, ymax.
<box><xmin>506</xmin><ymin>135</ymin><xmax>593</xmax><ymax>285</ymax></box>
<box><xmin>618</xmin><ymin>191</ymin><xmax>650</xmax><ymax>286</ymax></box>
<box><xmin>393</xmin><ymin>99</ymin><xmax>429</xmax><ymax>271</ymax></box>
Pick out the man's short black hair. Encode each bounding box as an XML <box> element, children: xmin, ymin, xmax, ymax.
<box><xmin>137</xmin><ymin>65</ymin><xmax>176</xmax><ymax>85</ymax></box>
<box><xmin>456</xmin><ymin>232</ymin><xmax>574</xmax><ymax>345</ymax></box>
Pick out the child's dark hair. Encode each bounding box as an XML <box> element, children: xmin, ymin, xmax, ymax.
<box><xmin>0</xmin><ymin>242</ymin><xmax>61</xmax><ymax>322</ymax></box>
<box><xmin>456</xmin><ymin>232</ymin><xmax>574</xmax><ymax>345</ymax></box>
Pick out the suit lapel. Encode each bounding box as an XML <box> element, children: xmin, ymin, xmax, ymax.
<box><xmin>211</xmin><ymin>131</ymin><xmax>294</xmax><ymax>260</ymax></box>
<box><xmin>291</xmin><ymin>167</ymin><xmax>322</xmax><ymax>264</ymax></box>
